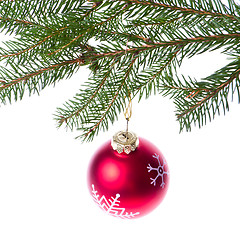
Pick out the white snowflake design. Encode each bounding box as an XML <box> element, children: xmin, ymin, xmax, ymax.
<box><xmin>91</xmin><ymin>184</ymin><xmax>140</xmax><ymax>219</ymax></box>
<box><xmin>147</xmin><ymin>153</ymin><xmax>169</xmax><ymax>188</ymax></box>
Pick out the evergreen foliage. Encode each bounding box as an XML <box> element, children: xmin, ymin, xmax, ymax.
<box><xmin>0</xmin><ymin>0</ymin><xmax>239</xmax><ymax>141</ymax></box>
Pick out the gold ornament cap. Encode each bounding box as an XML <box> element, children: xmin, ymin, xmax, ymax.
<box><xmin>111</xmin><ymin>131</ymin><xmax>139</xmax><ymax>154</ymax></box>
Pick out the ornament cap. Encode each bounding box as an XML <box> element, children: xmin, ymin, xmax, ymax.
<box><xmin>111</xmin><ymin>131</ymin><xmax>139</xmax><ymax>154</ymax></box>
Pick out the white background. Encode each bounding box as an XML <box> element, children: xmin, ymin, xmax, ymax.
<box><xmin>0</xmin><ymin>32</ymin><xmax>240</xmax><ymax>240</ymax></box>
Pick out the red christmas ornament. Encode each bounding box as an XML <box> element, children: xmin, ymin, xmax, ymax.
<box><xmin>87</xmin><ymin>131</ymin><xmax>169</xmax><ymax>219</ymax></box>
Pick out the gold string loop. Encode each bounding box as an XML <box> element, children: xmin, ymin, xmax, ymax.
<box><xmin>124</xmin><ymin>93</ymin><xmax>132</xmax><ymax>121</ymax></box>
<box><xmin>123</xmin><ymin>38</ymin><xmax>133</xmax><ymax>134</ymax></box>
<box><xmin>124</xmin><ymin>91</ymin><xmax>132</xmax><ymax>135</ymax></box>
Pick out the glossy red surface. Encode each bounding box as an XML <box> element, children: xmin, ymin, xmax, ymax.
<box><xmin>88</xmin><ymin>137</ymin><xmax>169</xmax><ymax>219</ymax></box>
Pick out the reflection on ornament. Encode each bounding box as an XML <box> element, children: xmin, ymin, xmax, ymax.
<box><xmin>91</xmin><ymin>184</ymin><xmax>140</xmax><ymax>219</ymax></box>
<box><xmin>147</xmin><ymin>153</ymin><xmax>169</xmax><ymax>188</ymax></box>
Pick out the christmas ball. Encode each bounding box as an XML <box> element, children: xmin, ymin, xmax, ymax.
<box><xmin>87</xmin><ymin>131</ymin><xmax>169</xmax><ymax>219</ymax></box>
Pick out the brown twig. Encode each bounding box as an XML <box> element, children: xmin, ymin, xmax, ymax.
<box><xmin>126</xmin><ymin>0</ymin><xmax>238</xmax><ymax>21</ymax></box>
<box><xmin>92</xmin><ymin>33</ymin><xmax>240</xmax><ymax>60</ymax></box>
<box><xmin>0</xmin><ymin>16</ymin><xmax>51</xmax><ymax>30</ymax></box>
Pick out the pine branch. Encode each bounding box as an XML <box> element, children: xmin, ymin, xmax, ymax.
<box><xmin>0</xmin><ymin>33</ymin><xmax>57</xmax><ymax>59</ymax></box>
<box><xmin>56</xmin><ymin>58</ymin><xmax>119</xmax><ymax>129</ymax></box>
<box><xmin>0</xmin><ymin>0</ymin><xmax>240</xmax><ymax>141</ymax></box>
<box><xmin>135</xmin><ymin>47</ymin><xmax>180</xmax><ymax>100</ymax></box>
<box><xmin>159</xmin><ymin>60</ymin><xmax>240</xmax><ymax>131</ymax></box>
<box><xmin>55</xmin><ymin>55</ymin><xmax>130</xmax><ymax>141</ymax></box>
<box><xmin>0</xmin><ymin>57</ymin><xmax>83</xmax><ymax>103</ymax></box>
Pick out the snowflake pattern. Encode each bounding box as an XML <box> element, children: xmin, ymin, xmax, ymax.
<box><xmin>91</xmin><ymin>184</ymin><xmax>140</xmax><ymax>219</ymax></box>
<box><xmin>147</xmin><ymin>153</ymin><xmax>169</xmax><ymax>188</ymax></box>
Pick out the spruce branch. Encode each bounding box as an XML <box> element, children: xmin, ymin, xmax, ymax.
<box><xmin>159</xmin><ymin>59</ymin><xmax>240</xmax><ymax>131</ymax></box>
<box><xmin>56</xmin><ymin>57</ymin><xmax>119</xmax><ymax>130</ymax></box>
<box><xmin>0</xmin><ymin>57</ymin><xmax>83</xmax><ymax>103</ymax></box>
<box><xmin>0</xmin><ymin>0</ymin><xmax>240</xmax><ymax>141</ymax></box>
<box><xmin>0</xmin><ymin>32</ymin><xmax>59</xmax><ymax>59</ymax></box>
